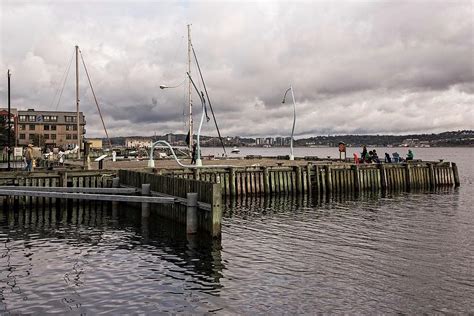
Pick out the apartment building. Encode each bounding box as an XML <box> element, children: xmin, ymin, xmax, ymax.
<box><xmin>14</xmin><ymin>109</ymin><xmax>86</xmax><ymax>148</ymax></box>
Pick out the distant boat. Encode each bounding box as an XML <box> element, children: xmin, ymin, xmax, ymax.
<box><xmin>231</xmin><ymin>147</ymin><xmax>240</xmax><ymax>154</ymax></box>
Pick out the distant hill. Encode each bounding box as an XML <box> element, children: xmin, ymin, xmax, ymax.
<box><xmin>296</xmin><ymin>130</ymin><xmax>474</xmax><ymax>147</ymax></box>
<box><xmin>101</xmin><ymin>130</ymin><xmax>474</xmax><ymax>147</ymax></box>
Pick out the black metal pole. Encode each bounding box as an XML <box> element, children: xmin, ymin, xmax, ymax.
<box><xmin>7</xmin><ymin>70</ymin><xmax>11</xmax><ymax>171</ymax></box>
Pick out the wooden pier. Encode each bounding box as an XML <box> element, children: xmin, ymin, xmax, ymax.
<box><xmin>0</xmin><ymin>160</ymin><xmax>460</xmax><ymax>239</ymax></box>
<box><xmin>150</xmin><ymin>161</ymin><xmax>460</xmax><ymax>196</ymax></box>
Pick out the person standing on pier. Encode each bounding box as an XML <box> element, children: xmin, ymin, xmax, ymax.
<box><xmin>24</xmin><ymin>144</ymin><xmax>33</xmax><ymax>172</ymax></box>
<box><xmin>361</xmin><ymin>145</ymin><xmax>368</xmax><ymax>163</ymax></box>
<box><xmin>406</xmin><ymin>149</ymin><xmax>414</xmax><ymax>161</ymax></box>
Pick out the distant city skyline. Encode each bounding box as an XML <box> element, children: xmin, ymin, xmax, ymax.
<box><xmin>1</xmin><ymin>1</ymin><xmax>473</xmax><ymax>138</ymax></box>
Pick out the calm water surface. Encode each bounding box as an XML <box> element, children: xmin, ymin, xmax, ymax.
<box><xmin>0</xmin><ymin>148</ymin><xmax>473</xmax><ymax>314</ymax></box>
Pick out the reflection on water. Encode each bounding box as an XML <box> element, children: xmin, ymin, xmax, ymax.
<box><xmin>221</xmin><ymin>188</ymin><xmax>473</xmax><ymax>314</ymax></box>
<box><xmin>0</xmin><ymin>183</ymin><xmax>473</xmax><ymax>313</ymax></box>
<box><xmin>0</xmin><ymin>202</ymin><xmax>225</xmax><ymax>314</ymax></box>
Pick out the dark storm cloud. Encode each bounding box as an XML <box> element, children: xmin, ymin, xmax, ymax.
<box><xmin>0</xmin><ymin>0</ymin><xmax>472</xmax><ymax>137</ymax></box>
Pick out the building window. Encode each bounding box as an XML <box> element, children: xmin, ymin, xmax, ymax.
<box><xmin>44</xmin><ymin>134</ymin><xmax>49</xmax><ymax>139</ymax></box>
<box><xmin>19</xmin><ymin>124</ymin><xmax>26</xmax><ymax>131</ymax></box>
<box><xmin>66</xmin><ymin>134</ymin><xmax>71</xmax><ymax>140</ymax></box>
<box><xmin>29</xmin><ymin>134</ymin><xmax>35</xmax><ymax>139</ymax></box>
<box><xmin>28</xmin><ymin>115</ymin><xmax>36</xmax><ymax>122</ymax></box>
<box><xmin>29</xmin><ymin>124</ymin><xmax>35</xmax><ymax>130</ymax></box>
<box><xmin>44</xmin><ymin>125</ymin><xmax>50</xmax><ymax>131</ymax></box>
<box><xmin>51</xmin><ymin>116</ymin><xmax>57</xmax><ymax>122</ymax></box>
<box><xmin>65</xmin><ymin>116</ymin><xmax>76</xmax><ymax>123</ymax></box>
<box><xmin>19</xmin><ymin>115</ymin><xmax>26</xmax><ymax>122</ymax></box>
<box><xmin>66</xmin><ymin>125</ymin><xmax>72</xmax><ymax>131</ymax></box>
<box><xmin>51</xmin><ymin>125</ymin><xmax>57</xmax><ymax>131</ymax></box>
<box><xmin>73</xmin><ymin>134</ymin><xmax>77</xmax><ymax>140</ymax></box>
<box><xmin>19</xmin><ymin>134</ymin><xmax>25</xmax><ymax>139</ymax></box>
<box><xmin>51</xmin><ymin>134</ymin><xmax>57</xmax><ymax>140</ymax></box>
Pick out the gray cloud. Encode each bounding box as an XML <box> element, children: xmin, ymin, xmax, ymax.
<box><xmin>1</xmin><ymin>0</ymin><xmax>473</xmax><ymax>139</ymax></box>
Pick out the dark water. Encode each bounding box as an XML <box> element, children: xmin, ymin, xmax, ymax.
<box><xmin>0</xmin><ymin>148</ymin><xmax>473</xmax><ymax>314</ymax></box>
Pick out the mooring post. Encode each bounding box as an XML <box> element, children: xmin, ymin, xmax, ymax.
<box><xmin>325</xmin><ymin>166</ymin><xmax>332</xmax><ymax>194</ymax></box>
<box><xmin>306</xmin><ymin>163</ymin><xmax>312</xmax><ymax>194</ymax></box>
<box><xmin>379</xmin><ymin>164</ymin><xmax>387</xmax><ymax>191</ymax></box>
<box><xmin>405</xmin><ymin>164</ymin><xmax>412</xmax><ymax>192</ymax></box>
<box><xmin>186</xmin><ymin>192</ymin><xmax>198</xmax><ymax>234</ymax></box>
<box><xmin>263</xmin><ymin>167</ymin><xmax>270</xmax><ymax>194</ymax></box>
<box><xmin>295</xmin><ymin>166</ymin><xmax>303</xmax><ymax>193</ymax></box>
<box><xmin>141</xmin><ymin>183</ymin><xmax>151</xmax><ymax>217</ymax></box>
<box><xmin>229</xmin><ymin>167</ymin><xmax>236</xmax><ymax>196</ymax></box>
<box><xmin>452</xmin><ymin>162</ymin><xmax>460</xmax><ymax>187</ymax></box>
<box><xmin>428</xmin><ymin>163</ymin><xmax>436</xmax><ymax>189</ymax></box>
<box><xmin>353</xmin><ymin>165</ymin><xmax>361</xmax><ymax>194</ymax></box>
<box><xmin>211</xmin><ymin>183</ymin><xmax>222</xmax><ymax>238</ymax></box>
<box><xmin>193</xmin><ymin>168</ymin><xmax>200</xmax><ymax>181</ymax></box>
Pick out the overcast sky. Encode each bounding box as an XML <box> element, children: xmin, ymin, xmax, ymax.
<box><xmin>1</xmin><ymin>0</ymin><xmax>473</xmax><ymax>138</ymax></box>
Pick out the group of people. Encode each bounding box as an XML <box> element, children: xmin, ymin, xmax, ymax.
<box><xmin>23</xmin><ymin>144</ymin><xmax>67</xmax><ymax>172</ymax></box>
<box><xmin>356</xmin><ymin>145</ymin><xmax>414</xmax><ymax>164</ymax></box>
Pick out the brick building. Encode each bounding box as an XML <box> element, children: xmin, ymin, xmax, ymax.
<box><xmin>1</xmin><ymin>108</ymin><xmax>86</xmax><ymax>149</ymax></box>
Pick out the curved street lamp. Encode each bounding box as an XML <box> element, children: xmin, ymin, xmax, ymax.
<box><xmin>159</xmin><ymin>78</ymin><xmax>186</xmax><ymax>90</ymax></box>
<box><xmin>282</xmin><ymin>86</ymin><xmax>296</xmax><ymax>160</ymax></box>
<box><xmin>159</xmin><ymin>73</ymin><xmax>206</xmax><ymax>167</ymax></box>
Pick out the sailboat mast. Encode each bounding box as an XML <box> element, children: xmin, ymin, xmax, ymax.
<box><xmin>187</xmin><ymin>24</ymin><xmax>193</xmax><ymax>154</ymax></box>
<box><xmin>75</xmin><ymin>45</ymin><xmax>81</xmax><ymax>159</ymax></box>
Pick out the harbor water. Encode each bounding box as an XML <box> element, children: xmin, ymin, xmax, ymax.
<box><xmin>0</xmin><ymin>147</ymin><xmax>473</xmax><ymax>314</ymax></box>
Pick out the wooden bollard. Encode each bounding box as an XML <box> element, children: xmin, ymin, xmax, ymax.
<box><xmin>211</xmin><ymin>183</ymin><xmax>222</xmax><ymax>238</ymax></box>
<box><xmin>314</xmin><ymin>166</ymin><xmax>320</xmax><ymax>194</ymax></box>
<box><xmin>229</xmin><ymin>167</ymin><xmax>236</xmax><ymax>196</ymax></box>
<box><xmin>141</xmin><ymin>183</ymin><xmax>151</xmax><ymax>217</ymax></box>
<box><xmin>294</xmin><ymin>166</ymin><xmax>302</xmax><ymax>193</ymax></box>
<box><xmin>263</xmin><ymin>167</ymin><xmax>270</xmax><ymax>194</ymax></box>
<box><xmin>352</xmin><ymin>165</ymin><xmax>360</xmax><ymax>194</ymax></box>
<box><xmin>186</xmin><ymin>192</ymin><xmax>198</xmax><ymax>234</ymax></box>
<box><xmin>193</xmin><ymin>168</ymin><xmax>200</xmax><ymax>181</ymax></box>
<box><xmin>379</xmin><ymin>164</ymin><xmax>387</xmax><ymax>191</ymax></box>
<box><xmin>306</xmin><ymin>164</ymin><xmax>312</xmax><ymax>193</ymax></box>
<box><xmin>325</xmin><ymin>166</ymin><xmax>332</xmax><ymax>194</ymax></box>
<box><xmin>405</xmin><ymin>164</ymin><xmax>412</xmax><ymax>191</ymax></box>
<box><xmin>452</xmin><ymin>163</ymin><xmax>460</xmax><ymax>187</ymax></box>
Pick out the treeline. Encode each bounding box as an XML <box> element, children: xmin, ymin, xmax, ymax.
<box><xmin>99</xmin><ymin>130</ymin><xmax>474</xmax><ymax>147</ymax></box>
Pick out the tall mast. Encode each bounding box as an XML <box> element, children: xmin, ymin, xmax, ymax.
<box><xmin>75</xmin><ymin>45</ymin><xmax>81</xmax><ymax>159</ymax></box>
<box><xmin>187</xmin><ymin>24</ymin><xmax>193</xmax><ymax>154</ymax></box>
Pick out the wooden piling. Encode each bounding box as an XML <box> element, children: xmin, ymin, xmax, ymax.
<box><xmin>452</xmin><ymin>163</ymin><xmax>460</xmax><ymax>187</ymax></box>
<box><xmin>353</xmin><ymin>165</ymin><xmax>360</xmax><ymax>194</ymax></box>
<box><xmin>295</xmin><ymin>166</ymin><xmax>302</xmax><ymax>193</ymax></box>
<box><xmin>379</xmin><ymin>164</ymin><xmax>387</xmax><ymax>191</ymax></box>
<box><xmin>325</xmin><ymin>166</ymin><xmax>332</xmax><ymax>194</ymax></box>
<box><xmin>186</xmin><ymin>192</ymin><xmax>198</xmax><ymax>234</ymax></box>
<box><xmin>229</xmin><ymin>167</ymin><xmax>236</xmax><ymax>196</ymax></box>
<box><xmin>405</xmin><ymin>164</ymin><xmax>412</xmax><ymax>191</ymax></box>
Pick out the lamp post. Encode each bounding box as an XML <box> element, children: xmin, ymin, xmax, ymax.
<box><xmin>282</xmin><ymin>86</ymin><xmax>296</xmax><ymax>161</ymax></box>
<box><xmin>7</xmin><ymin>70</ymin><xmax>11</xmax><ymax>171</ymax></box>
<box><xmin>160</xmin><ymin>78</ymin><xmax>192</xmax><ymax>155</ymax></box>
<box><xmin>159</xmin><ymin>74</ymin><xmax>206</xmax><ymax>167</ymax></box>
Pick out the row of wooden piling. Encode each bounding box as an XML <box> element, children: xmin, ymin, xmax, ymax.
<box><xmin>0</xmin><ymin>170</ymin><xmax>117</xmax><ymax>207</ymax></box>
<box><xmin>154</xmin><ymin>161</ymin><xmax>460</xmax><ymax>196</ymax></box>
